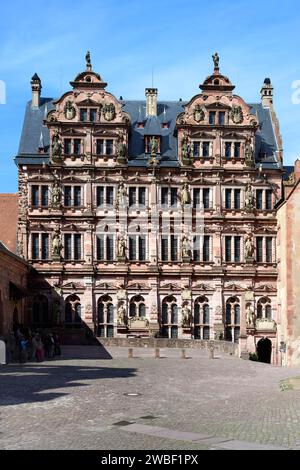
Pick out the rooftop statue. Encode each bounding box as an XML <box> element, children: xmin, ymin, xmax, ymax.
<box><xmin>212</xmin><ymin>52</ymin><xmax>219</xmax><ymax>68</ymax></box>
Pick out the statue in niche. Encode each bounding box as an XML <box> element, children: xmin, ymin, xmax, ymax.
<box><xmin>86</xmin><ymin>50</ymin><xmax>91</xmax><ymax>68</ymax></box>
<box><xmin>212</xmin><ymin>52</ymin><xmax>219</xmax><ymax>68</ymax></box>
<box><xmin>182</xmin><ymin>235</ymin><xmax>191</xmax><ymax>259</ymax></box>
<box><xmin>52</xmin><ymin>231</ymin><xmax>62</xmax><ymax>257</ymax></box>
<box><xmin>52</xmin><ymin>130</ymin><xmax>62</xmax><ymax>160</ymax></box>
<box><xmin>117</xmin><ymin>182</ymin><xmax>126</xmax><ymax>207</ymax></box>
<box><xmin>150</xmin><ymin>136</ymin><xmax>158</xmax><ymax>156</ymax></box>
<box><xmin>245</xmin><ymin>184</ymin><xmax>254</xmax><ymax>211</ymax></box>
<box><xmin>182</xmin><ymin>304</ymin><xmax>192</xmax><ymax>327</ymax></box>
<box><xmin>51</xmin><ymin>180</ymin><xmax>61</xmax><ymax>208</ymax></box>
<box><xmin>246</xmin><ymin>304</ymin><xmax>255</xmax><ymax>328</ymax></box>
<box><xmin>181</xmin><ymin>183</ymin><xmax>191</xmax><ymax>204</ymax></box>
<box><xmin>117</xmin><ymin>303</ymin><xmax>126</xmax><ymax>325</ymax></box>
<box><xmin>244</xmin><ymin>139</ymin><xmax>255</xmax><ymax>167</ymax></box>
<box><xmin>244</xmin><ymin>235</ymin><xmax>254</xmax><ymax>259</ymax></box>
<box><xmin>118</xmin><ymin>236</ymin><xmax>126</xmax><ymax>259</ymax></box>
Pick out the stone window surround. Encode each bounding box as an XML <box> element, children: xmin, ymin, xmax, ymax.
<box><xmin>255</xmin><ymin>188</ymin><xmax>274</xmax><ymax>211</ymax></box>
<box><xmin>222</xmin><ymin>139</ymin><xmax>244</xmax><ymax>159</ymax></box>
<box><xmin>222</xmin><ymin>235</ymin><xmax>243</xmax><ymax>263</ymax></box>
<box><xmin>191</xmin><ymin>139</ymin><xmax>213</xmax><ymax>158</ymax></box>
<box><xmin>255</xmin><ymin>236</ymin><xmax>276</xmax><ymax>264</ymax></box>
<box><xmin>29</xmin><ymin>232</ymin><xmax>50</xmax><ymax>260</ymax></box>
<box><xmin>29</xmin><ymin>184</ymin><xmax>50</xmax><ymax>207</ymax></box>
<box><xmin>63</xmin><ymin>185</ymin><xmax>84</xmax><ymax>208</ymax></box>
<box><xmin>63</xmin><ymin>138</ymin><xmax>83</xmax><ymax>156</ymax></box>
<box><xmin>192</xmin><ymin>187</ymin><xmax>213</xmax><ymax>209</ymax></box>
<box><xmin>222</xmin><ymin>186</ymin><xmax>244</xmax><ymax>210</ymax></box>
<box><xmin>63</xmin><ymin>232</ymin><xmax>84</xmax><ymax>261</ymax></box>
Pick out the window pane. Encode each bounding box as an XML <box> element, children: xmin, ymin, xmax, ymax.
<box><xmin>41</xmin><ymin>234</ymin><xmax>49</xmax><ymax>260</ymax></box>
<box><xmin>194</xmin><ymin>304</ymin><xmax>200</xmax><ymax>324</ymax></box>
<box><xmin>171</xmin><ymin>304</ymin><xmax>177</xmax><ymax>324</ymax></box>
<box><xmin>98</xmin><ymin>303</ymin><xmax>104</xmax><ymax>323</ymax></box>
<box><xmin>64</xmin><ymin>186</ymin><xmax>72</xmax><ymax>206</ymax></box>
<box><xmin>219</xmin><ymin>111</ymin><xmax>225</xmax><ymax>125</ymax></box>
<box><xmin>266</xmin><ymin>190</ymin><xmax>273</xmax><ymax>210</ymax></box>
<box><xmin>139</xmin><ymin>304</ymin><xmax>146</xmax><ymax>317</ymax></box>
<box><xmin>193</xmin><ymin>236</ymin><xmax>200</xmax><ymax>262</ymax></box>
<box><xmin>234</xmin><ymin>305</ymin><xmax>240</xmax><ymax>324</ymax></box>
<box><xmin>32</xmin><ymin>234</ymin><xmax>39</xmax><ymax>259</ymax></box>
<box><xmin>107</xmin><ymin>236</ymin><xmax>114</xmax><ymax>261</ymax></box>
<box><xmin>203</xmin><ymin>326</ymin><xmax>210</xmax><ymax>340</ymax></box>
<box><xmin>90</xmin><ymin>109</ymin><xmax>97</xmax><ymax>122</ymax></box>
<box><xmin>171</xmin><ymin>326</ymin><xmax>178</xmax><ymax>338</ymax></box>
<box><xmin>130</xmin><ymin>303</ymin><xmax>136</xmax><ymax>317</ymax></box>
<box><xmin>65</xmin><ymin>303</ymin><xmax>72</xmax><ymax>324</ymax></box>
<box><xmin>194</xmin><ymin>326</ymin><xmax>201</xmax><ymax>339</ymax></box>
<box><xmin>234</xmin><ymin>327</ymin><xmax>240</xmax><ymax>343</ymax></box>
<box><xmin>74</xmin><ymin>186</ymin><xmax>81</xmax><ymax>206</ymax></box>
<box><xmin>161</xmin><ymin>326</ymin><xmax>169</xmax><ymax>338</ymax></box>
<box><xmin>170</xmin><ymin>188</ymin><xmax>177</xmax><ymax>207</ymax></box>
<box><xmin>41</xmin><ymin>186</ymin><xmax>49</xmax><ymax>206</ymax></box>
<box><xmin>129</xmin><ymin>187</ymin><xmax>136</xmax><ymax>207</ymax></box>
<box><xmin>225</xmin><ymin>236</ymin><xmax>231</xmax><ymax>262</ymax></box>
<box><xmin>209</xmin><ymin>112</ymin><xmax>216</xmax><ymax>125</ymax></box>
<box><xmin>139</xmin><ymin>236</ymin><xmax>146</xmax><ymax>261</ymax></box>
<box><xmin>256</xmin><ymin>190</ymin><xmax>263</xmax><ymax>209</ymax></box>
<box><xmin>234</xmin><ymin>189</ymin><xmax>240</xmax><ymax>209</ymax></box>
<box><xmin>266</xmin><ymin>237</ymin><xmax>272</xmax><ymax>263</ymax></box>
<box><xmin>225</xmin><ymin>189</ymin><xmax>231</xmax><ymax>209</ymax></box>
<box><xmin>266</xmin><ymin>305</ymin><xmax>272</xmax><ymax>320</ymax></box>
<box><xmin>107</xmin><ymin>325</ymin><xmax>114</xmax><ymax>337</ymax></box>
<box><xmin>225</xmin><ymin>327</ymin><xmax>232</xmax><ymax>341</ymax></box>
<box><xmin>161</xmin><ymin>237</ymin><xmax>168</xmax><ymax>261</ymax></box>
<box><xmin>171</xmin><ymin>235</ymin><xmax>178</xmax><ymax>261</ymax></box>
<box><xmin>74</xmin><ymin>304</ymin><xmax>81</xmax><ymax>324</ymax></box>
<box><xmin>203</xmin><ymin>305</ymin><xmax>210</xmax><ymax>325</ymax></box>
<box><xmin>203</xmin><ymin>236</ymin><xmax>210</xmax><ymax>262</ymax></box>
<box><xmin>203</xmin><ymin>188</ymin><xmax>210</xmax><ymax>208</ymax></box>
<box><xmin>193</xmin><ymin>141</ymin><xmax>200</xmax><ymax>157</ymax></box>
<box><xmin>97</xmin><ymin>187</ymin><xmax>104</xmax><ymax>206</ymax></box>
<box><xmin>97</xmin><ymin>235</ymin><xmax>104</xmax><ymax>260</ymax></box>
<box><xmin>129</xmin><ymin>237</ymin><xmax>136</xmax><ymax>260</ymax></box>
<box><xmin>193</xmin><ymin>188</ymin><xmax>200</xmax><ymax>208</ymax></box>
<box><xmin>234</xmin><ymin>142</ymin><xmax>240</xmax><ymax>158</ymax></box>
<box><xmin>74</xmin><ymin>234</ymin><xmax>81</xmax><ymax>260</ymax></box>
<box><xmin>225</xmin><ymin>142</ymin><xmax>231</xmax><ymax>158</ymax></box>
<box><xmin>161</xmin><ymin>187</ymin><xmax>169</xmax><ymax>206</ymax></box>
<box><xmin>203</xmin><ymin>142</ymin><xmax>210</xmax><ymax>157</ymax></box>
<box><xmin>234</xmin><ymin>236</ymin><xmax>241</xmax><ymax>263</ymax></box>
<box><xmin>226</xmin><ymin>304</ymin><xmax>231</xmax><ymax>324</ymax></box>
<box><xmin>256</xmin><ymin>237</ymin><xmax>263</xmax><ymax>262</ymax></box>
<box><xmin>32</xmin><ymin>186</ymin><xmax>39</xmax><ymax>206</ymax></box>
<box><xmin>98</xmin><ymin>325</ymin><xmax>105</xmax><ymax>337</ymax></box>
<box><xmin>107</xmin><ymin>304</ymin><xmax>114</xmax><ymax>323</ymax></box>
<box><xmin>64</xmin><ymin>234</ymin><xmax>72</xmax><ymax>260</ymax></box>
<box><xmin>257</xmin><ymin>304</ymin><xmax>263</xmax><ymax>319</ymax></box>
<box><xmin>138</xmin><ymin>187</ymin><xmax>146</xmax><ymax>206</ymax></box>
<box><xmin>106</xmin><ymin>186</ymin><xmax>114</xmax><ymax>206</ymax></box>
<box><xmin>80</xmin><ymin>108</ymin><xmax>87</xmax><ymax>122</ymax></box>
<box><xmin>74</xmin><ymin>139</ymin><xmax>81</xmax><ymax>155</ymax></box>
<box><xmin>96</xmin><ymin>140</ymin><xmax>104</xmax><ymax>155</ymax></box>
<box><xmin>106</xmin><ymin>139</ymin><xmax>114</xmax><ymax>155</ymax></box>
<box><xmin>162</xmin><ymin>304</ymin><xmax>168</xmax><ymax>324</ymax></box>
<box><xmin>64</xmin><ymin>139</ymin><xmax>72</xmax><ymax>155</ymax></box>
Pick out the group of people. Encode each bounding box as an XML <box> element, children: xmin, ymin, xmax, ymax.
<box><xmin>7</xmin><ymin>327</ymin><xmax>61</xmax><ymax>363</ymax></box>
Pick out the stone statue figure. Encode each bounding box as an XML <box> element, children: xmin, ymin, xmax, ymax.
<box><xmin>118</xmin><ymin>236</ymin><xmax>126</xmax><ymax>259</ymax></box>
<box><xmin>182</xmin><ymin>304</ymin><xmax>191</xmax><ymax>327</ymax></box>
<box><xmin>212</xmin><ymin>52</ymin><xmax>219</xmax><ymax>68</ymax></box>
<box><xmin>117</xmin><ymin>304</ymin><xmax>126</xmax><ymax>325</ymax></box>
<box><xmin>245</xmin><ymin>235</ymin><xmax>254</xmax><ymax>259</ymax></box>
<box><xmin>150</xmin><ymin>136</ymin><xmax>158</xmax><ymax>156</ymax></box>
<box><xmin>117</xmin><ymin>143</ymin><xmax>127</xmax><ymax>161</ymax></box>
<box><xmin>246</xmin><ymin>305</ymin><xmax>255</xmax><ymax>328</ymax></box>
<box><xmin>52</xmin><ymin>130</ymin><xmax>62</xmax><ymax>160</ymax></box>
<box><xmin>117</xmin><ymin>182</ymin><xmax>126</xmax><ymax>207</ymax></box>
<box><xmin>182</xmin><ymin>236</ymin><xmax>191</xmax><ymax>259</ymax></box>
<box><xmin>245</xmin><ymin>184</ymin><xmax>254</xmax><ymax>211</ymax></box>
<box><xmin>86</xmin><ymin>50</ymin><xmax>91</xmax><ymax>68</ymax></box>
<box><xmin>181</xmin><ymin>183</ymin><xmax>191</xmax><ymax>204</ymax></box>
<box><xmin>51</xmin><ymin>180</ymin><xmax>61</xmax><ymax>208</ymax></box>
<box><xmin>244</xmin><ymin>140</ymin><xmax>255</xmax><ymax>167</ymax></box>
<box><xmin>52</xmin><ymin>231</ymin><xmax>62</xmax><ymax>257</ymax></box>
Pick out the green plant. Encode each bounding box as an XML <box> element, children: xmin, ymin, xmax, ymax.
<box><xmin>249</xmin><ymin>352</ymin><xmax>258</xmax><ymax>361</ymax></box>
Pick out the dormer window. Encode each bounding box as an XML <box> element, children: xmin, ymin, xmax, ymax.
<box><xmin>90</xmin><ymin>108</ymin><xmax>97</xmax><ymax>122</ymax></box>
<box><xmin>209</xmin><ymin>111</ymin><xmax>216</xmax><ymax>125</ymax></box>
<box><xmin>80</xmin><ymin>108</ymin><xmax>88</xmax><ymax>122</ymax></box>
<box><xmin>219</xmin><ymin>111</ymin><xmax>225</xmax><ymax>125</ymax></box>
<box><xmin>145</xmin><ymin>136</ymin><xmax>160</xmax><ymax>154</ymax></box>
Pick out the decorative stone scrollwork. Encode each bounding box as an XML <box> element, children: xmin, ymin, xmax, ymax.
<box><xmin>193</xmin><ymin>104</ymin><xmax>205</xmax><ymax>123</ymax></box>
<box><xmin>64</xmin><ymin>100</ymin><xmax>76</xmax><ymax>120</ymax></box>
<box><xmin>103</xmin><ymin>103</ymin><xmax>115</xmax><ymax>121</ymax></box>
<box><xmin>230</xmin><ymin>105</ymin><xmax>243</xmax><ymax>124</ymax></box>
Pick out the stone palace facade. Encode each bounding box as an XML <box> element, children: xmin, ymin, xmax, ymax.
<box><xmin>14</xmin><ymin>53</ymin><xmax>284</xmax><ymax>363</ymax></box>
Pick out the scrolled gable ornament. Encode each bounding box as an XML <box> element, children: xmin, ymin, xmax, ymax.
<box><xmin>103</xmin><ymin>103</ymin><xmax>116</xmax><ymax>121</ymax></box>
<box><xmin>64</xmin><ymin>100</ymin><xmax>76</xmax><ymax>120</ymax></box>
<box><xmin>230</xmin><ymin>105</ymin><xmax>243</xmax><ymax>124</ymax></box>
<box><xmin>193</xmin><ymin>104</ymin><xmax>205</xmax><ymax>123</ymax></box>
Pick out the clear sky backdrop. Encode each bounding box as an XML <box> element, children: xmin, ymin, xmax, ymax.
<box><xmin>1</xmin><ymin>0</ymin><xmax>300</xmax><ymax>192</ymax></box>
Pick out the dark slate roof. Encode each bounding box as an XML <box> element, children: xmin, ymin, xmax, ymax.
<box><xmin>15</xmin><ymin>98</ymin><xmax>280</xmax><ymax>169</ymax></box>
<box><xmin>283</xmin><ymin>165</ymin><xmax>294</xmax><ymax>180</ymax></box>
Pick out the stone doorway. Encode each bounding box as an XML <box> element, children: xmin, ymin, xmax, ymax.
<box><xmin>257</xmin><ymin>337</ymin><xmax>272</xmax><ymax>364</ymax></box>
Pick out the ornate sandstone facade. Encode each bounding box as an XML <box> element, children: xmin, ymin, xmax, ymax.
<box><xmin>15</xmin><ymin>54</ymin><xmax>283</xmax><ymax>362</ymax></box>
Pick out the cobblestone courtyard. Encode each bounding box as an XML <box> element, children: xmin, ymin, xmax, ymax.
<box><xmin>1</xmin><ymin>346</ymin><xmax>300</xmax><ymax>450</ymax></box>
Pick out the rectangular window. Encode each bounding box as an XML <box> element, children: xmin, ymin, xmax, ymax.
<box><xmin>170</xmin><ymin>188</ymin><xmax>177</xmax><ymax>207</ymax></box>
<box><xmin>256</xmin><ymin>189</ymin><xmax>263</xmax><ymax>209</ymax></box>
<box><xmin>97</xmin><ymin>235</ymin><xmax>104</xmax><ymax>260</ymax></box>
<box><xmin>90</xmin><ymin>108</ymin><xmax>97</xmax><ymax>122</ymax></box>
<box><xmin>203</xmin><ymin>188</ymin><xmax>210</xmax><ymax>209</ymax></box>
<box><xmin>106</xmin><ymin>236</ymin><xmax>114</xmax><ymax>261</ymax></box>
<box><xmin>234</xmin><ymin>189</ymin><xmax>241</xmax><ymax>210</ymax></box>
<box><xmin>203</xmin><ymin>326</ymin><xmax>210</xmax><ymax>340</ymax></box>
<box><xmin>138</xmin><ymin>187</ymin><xmax>146</xmax><ymax>206</ymax></box>
<box><xmin>203</xmin><ymin>236</ymin><xmax>210</xmax><ymax>262</ymax></box>
<box><xmin>202</xmin><ymin>142</ymin><xmax>210</xmax><ymax>157</ymax></box>
<box><xmin>234</xmin><ymin>236</ymin><xmax>241</xmax><ymax>263</ymax></box>
<box><xmin>129</xmin><ymin>188</ymin><xmax>136</xmax><ymax>207</ymax></box>
<box><xmin>266</xmin><ymin>189</ymin><xmax>273</xmax><ymax>210</ymax></box>
<box><xmin>73</xmin><ymin>139</ymin><xmax>81</xmax><ymax>155</ymax></box>
<box><xmin>219</xmin><ymin>111</ymin><xmax>225</xmax><ymax>125</ymax></box>
<box><xmin>96</xmin><ymin>187</ymin><xmax>104</xmax><ymax>207</ymax></box>
<box><xmin>234</xmin><ymin>142</ymin><xmax>240</xmax><ymax>158</ymax></box>
<box><xmin>225</xmin><ymin>142</ymin><xmax>231</xmax><ymax>158</ymax></box>
<box><xmin>193</xmin><ymin>141</ymin><xmax>200</xmax><ymax>157</ymax></box>
<box><xmin>80</xmin><ymin>108</ymin><xmax>87</xmax><ymax>122</ymax></box>
<box><xmin>41</xmin><ymin>233</ymin><xmax>49</xmax><ymax>260</ymax></box>
<box><xmin>193</xmin><ymin>188</ymin><xmax>200</xmax><ymax>208</ymax></box>
<box><xmin>139</xmin><ymin>236</ymin><xmax>146</xmax><ymax>261</ymax></box>
<box><xmin>74</xmin><ymin>186</ymin><xmax>81</xmax><ymax>207</ymax></box>
<box><xmin>209</xmin><ymin>111</ymin><xmax>216</xmax><ymax>125</ymax></box>
<box><xmin>266</xmin><ymin>237</ymin><xmax>273</xmax><ymax>263</ymax></box>
<box><xmin>256</xmin><ymin>237</ymin><xmax>263</xmax><ymax>263</ymax></box>
<box><xmin>129</xmin><ymin>236</ymin><xmax>136</xmax><ymax>260</ymax></box>
<box><xmin>161</xmin><ymin>187</ymin><xmax>169</xmax><ymax>206</ymax></box>
<box><xmin>171</xmin><ymin>235</ymin><xmax>178</xmax><ymax>261</ymax></box>
<box><xmin>64</xmin><ymin>186</ymin><xmax>72</xmax><ymax>207</ymax></box>
<box><xmin>96</xmin><ymin>140</ymin><xmax>104</xmax><ymax>155</ymax></box>
<box><xmin>161</xmin><ymin>237</ymin><xmax>168</xmax><ymax>261</ymax></box>
<box><xmin>225</xmin><ymin>236</ymin><xmax>232</xmax><ymax>262</ymax></box>
<box><xmin>193</xmin><ymin>236</ymin><xmax>200</xmax><ymax>261</ymax></box>
<box><xmin>41</xmin><ymin>186</ymin><xmax>49</xmax><ymax>206</ymax></box>
<box><xmin>32</xmin><ymin>186</ymin><xmax>39</xmax><ymax>206</ymax></box>
<box><xmin>32</xmin><ymin>234</ymin><xmax>39</xmax><ymax>260</ymax></box>
<box><xmin>64</xmin><ymin>139</ymin><xmax>72</xmax><ymax>155</ymax></box>
<box><xmin>225</xmin><ymin>189</ymin><xmax>232</xmax><ymax>209</ymax></box>
<box><xmin>74</xmin><ymin>234</ymin><xmax>81</xmax><ymax>260</ymax></box>
<box><xmin>106</xmin><ymin>186</ymin><xmax>114</xmax><ymax>206</ymax></box>
<box><xmin>106</xmin><ymin>139</ymin><xmax>114</xmax><ymax>156</ymax></box>
<box><xmin>64</xmin><ymin>234</ymin><xmax>72</xmax><ymax>260</ymax></box>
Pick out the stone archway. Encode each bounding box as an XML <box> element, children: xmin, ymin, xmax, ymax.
<box><xmin>257</xmin><ymin>337</ymin><xmax>272</xmax><ymax>364</ymax></box>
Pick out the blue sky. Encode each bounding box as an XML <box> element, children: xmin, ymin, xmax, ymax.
<box><xmin>1</xmin><ymin>0</ymin><xmax>300</xmax><ymax>192</ymax></box>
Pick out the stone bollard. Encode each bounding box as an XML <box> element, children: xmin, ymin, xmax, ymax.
<box><xmin>0</xmin><ymin>340</ymin><xmax>6</xmax><ymax>365</ymax></box>
<box><xmin>128</xmin><ymin>348</ymin><xmax>133</xmax><ymax>359</ymax></box>
<box><xmin>209</xmin><ymin>346</ymin><xmax>214</xmax><ymax>359</ymax></box>
<box><xmin>155</xmin><ymin>348</ymin><xmax>160</xmax><ymax>359</ymax></box>
<box><xmin>181</xmin><ymin>348</ymin><xmax>186</xmax><ymax>359</ymax></box>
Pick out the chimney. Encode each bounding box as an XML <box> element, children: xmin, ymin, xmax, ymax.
<box><xmin>294</xmin><ymin>159</ymin><xmax>300</xmax><ymax>182</ymax></box>
<box><xmin>145</xmin><ymin>87</ymin><xmax>158</xmax><ymax>117</ymax></box>
<box><xmin>31</xmin><ymin>73</ymin><xmax>42</xmax><ymax>108</ymax></box>
<box><xmin>260</xmin><ymin>77</ymin><xmax>273</xmax><ymax>108</ymax></box>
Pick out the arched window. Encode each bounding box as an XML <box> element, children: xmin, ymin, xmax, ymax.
<box><xmin>161</xmin><ymin>296</ymin><xmax>177</xmax><ymax>339</ymax></box>
<box><xmin>257</xmin><ymin>297</ymin><xmax>272</xmax><ymax>320</ymax></box>
<box><xmin>203</xmin><ymin>304</ymin><xmax>210</xmax><ymax>324</ymax></box>
<box><xmin>129</xmin><ymin>295</ymin><xmax>145</xmax><ymax>318</ymax></box>
<box><xmin>32</xmin><ymin>295</ymin><xmax>49</xmax><ymax>326</ymax></box>
<box><xmin>225</xmin><ymin>297</ymin><xmax>240</xmax><ymax>343</ymax></box>
<box><xmin>97</xmin><ymin>295</ymin><xmax>114</xmax><ymax>337</ymax></box>
<box><xmin>65</xmin><ymin>295</ymin><xmax>81</xmax><ymax>328</ymax></box>
<box><xmin>194</xmin><ymin>296</ymin><xmax>210</xmax><ymax>340</ymax></box>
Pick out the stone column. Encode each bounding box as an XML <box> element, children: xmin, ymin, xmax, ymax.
<box><xmin>83</xmin><ymin>276</ymin><xmax>94</xmax><ymax>332</ymax></box>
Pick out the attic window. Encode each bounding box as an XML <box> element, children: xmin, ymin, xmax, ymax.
<box><xmin>214</xmin><ymin>79</ymin><xmax>220</xmax><ymax>85</ymax></box>
<box><xmin>86</xmin><ymin>76</ymin><xmax>92</xmax><ymax>82</ymax></box>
